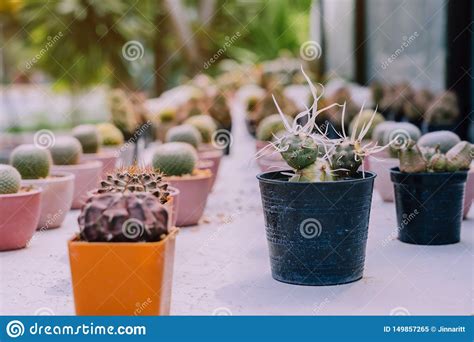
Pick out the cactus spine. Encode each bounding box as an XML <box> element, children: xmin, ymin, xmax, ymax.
<box><xmin>165</xmin><ymin>124</ymin><xmax>202</xmax><ymax>148</ymax></box>
<box><xmin>10</xmin><ymin>144</ymin><xmax>51</xmax><ymax>179</ymax></box>
<box><xmin>0</xmin><ymin>164</ymin><xmax>21</xmax><ymax>194</ymax></box>
<box><xmin>152</xmin><ymin>142</ymin><xmax>197</xmax><ymax>176</ymax></box>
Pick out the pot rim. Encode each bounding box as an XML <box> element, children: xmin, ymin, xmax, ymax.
<box><xmin>165</xmin><ymin>172</ymin><xmax>212</xmax><ymax>181</ymax></box>
<box><xmin>0</xmin><ymin>187</ymin><xmax>43</xmax><ymax>198</ymax></box>
<box><xmin>81</xmin><ymin>150</ymin><xmax>118</xmax><ymax>159</ymax></box>
<box><xmin>257</xmin><ymin>170</ymin><xmax>376</xmax><ymax>185</ymax></box>
<box><xmin>390</xmin><ymin>167</ymin><xmax>469</xmax><ymax>177</ymax></box>
<box><xmin>21</xmin><ymin>171</ymin><xmax>75</xmax><ymax>185</ymax></box>
<box><xmin>51</xmin><ymin>160</ymin><xmax>103</xmax><ymax>171</ymax></box>
<box><xmin>68</xmin><ymin>227</ymin><xmax>179</xmax><ymax>247</ymax></box>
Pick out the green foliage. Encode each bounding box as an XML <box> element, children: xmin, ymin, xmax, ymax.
<box><xmin>10</xmin><ymin>144</ymin><xmax>51</xmax><ymax>179</ymax></box>
<box><xmin>0</xmin><ymin>164</ymin><xmax>21</xmax><ymax>194</ymax></box>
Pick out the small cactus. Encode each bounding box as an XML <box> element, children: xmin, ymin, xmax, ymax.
<box><xmin>372</xmin><ymin>121</ymin><xmax>398</xmax><ymax>144</ymax></box>
<box><xmin>0</xmin><ymin>164</ymin><xmax>21</xmax><ymax>194</ymax></box>
<box><xmin>426</xmin><ymin>147</ymin><xmax>447</xmax><ymax>172</ymax></box>
<box><xmin>278</xmin><ymin>133</ymin><xmax>318</xmax><ymax>170</ymax></box>
<box><xmin>349</xmin><ymin>109</ymin><xmax>385</xmax><ymax>140</ymax></box>
<box><xmin>152</xmin><ymin>142</ymin><xmax>197</xmax><ymax>176</ymax></box>
<box><xmin>382</xmin><ymin>122</ymin><xmax>421</xmax><ymax>158</ymax></box>
<box><xmin>330</xmin><ymin>141</ymin><xmax>362</xmax><ymax>177</ymax></box>
<box><xmin>184</xmin><ymin>115</ymin><xmax>217</xmax><ymax>143</ymax></box>
<box><xmin>424</xmin><ymin>91</ymin><xmax>459</xmax><ymax>125</ymax></box>
<box><xmin>417</xmin><ymin>130</ymin><xmax>460</xmax><ymax>153</ymax></box>
<box><xmin>158</xmin><ymin>107</ymin><xmax>177</xmax><ymax>123</ymax></box>
<box><xmin>73</xmin><ymin>124</ymin><xmax>101</xmax><ymax>154</ymax></box>
<box><xmin>256</xmin><ymin>114</ymin><xmax>290</xmax><ymax>141</ymax></box>
<box><xmin>446</xmin><ymin>141</ymin><xmax>473</xmax><ymax>171</ymax></box>
<box><xmin>165</xmin><ymin>124</ymin><xmax>202</xmax><ymax>148</ymax></box>
<box><xmin>96</xmin><ymin>123</ymin><xmax>124</xmax><ymax>146</ymax></box>
<box><xmin>398</xmin><ymin>140</ymin><xmax>427</xmax><ymax>173</ymax></box>
<box><xmin>10</xmin><ymin>144</ymin><xmax>51</xmax><ymax>179</ymax></box>
<box><xmin>49</xmin><ymin>136</ymin><xmax>83</xmax><ymax>165</ymax></box>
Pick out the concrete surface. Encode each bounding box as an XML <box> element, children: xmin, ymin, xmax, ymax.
<box><xmin>0</xmin><ymin>101</ymin><xmax>472</xmax><ymax>316</ymax></box>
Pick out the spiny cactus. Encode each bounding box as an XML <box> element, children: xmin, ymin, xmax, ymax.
<box><xmin>398</xmin><ymin>140</ymin><xmax>427</xmax><ymax>173</ymax></box>
<box><xmin>78</xmin><ymin>192</ymin><xmax>169</xmax><ymax>242</ymax></box>
<box><xmin>98</xmin><ymin>166</ymin><xmax>170</xmax><ymax>204</ymax></box>
<box><xmin>331</xmin><ymin>141</ymin><xmax>363</xmax><ymax>177</ymax></box>
<box><xmin>73</xmin><ymin>124</ymin><xmax>101</xmax><ymax>154</ymax></box>
<box><xmin>96</xmin><ymin>123</ymin><xmax>124</xmax><ymax>146</ymax></box>
<box><xmin>152</xmin><ymin>142</ymin><xmax>197</xmax><ymax>176</ymax></box>
<box><xmin>256</xmin><ymin>114</ymin><xmax>291</xmax><ymax>141</ymax></box>
<box><xmin>49</xmin><ymin>136</ymin><xmax>83</xmax><ymax>165</ymax></box>
<box><xmin>10</xmin><ymin>144</ymin><xmax>51</xmax><ymax>179</ymax></box>
<box><xmin>417</xmin><ymin>130</ymin><xmax>461</xmax><ymax>153</ymax></box>
<box><xmin>0</xmin><ymin>164</ymin><xmax>21</xmax><ymax>194</ymax></box>
<box><xmin>424</xmin><ymin>91</ymin><xmax>459</xmax><ymax>125</ymax></box>
<box><xmin>184</xmin><ymin>115</ymin><xmax>217</xmax><ymax>144</ymax></box>
<box><xmin>165</xmin><ymin>124</ymin><xmax>202</xmax><ymax>148</ymax></box>
<box><xmin>446</xmin><ymin>141</ymin><xmax>473</xmax><ymax>171</ymax></box>
<box><xmin>349</xmin><ymin>109</ymin><xmax>385</xmax><ymax>140</ymax></box>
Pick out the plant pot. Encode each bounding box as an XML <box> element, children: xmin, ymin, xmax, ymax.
<box><xmin>257</xmin><ymin>170</ymin><xmax>376</xmax><ymax>286</ymax></box>
<box><xmin>390</xmin><ymin>168</ymin><xmax>467</xmax><ymax>245</ymax></box>
<box><xmin>52</xmin><ymin>161</ymin><xmax>103</xmax><ymax>210</ymax></box>
<box><xmin>81</xmin><ymin>150</ymin><xmax>118</xmax><ymax>178</ymax></box>
<box><xmin>368</xmin><ymin>152</ymin><xmax>398</xmax><ymax>202</ymax></box>
<box><xmin>102</xmin><ymin>146</ymin><xmax>135</xmax><ymax>167</ymax></box>
<box><xmin>196</xmin><ymin>159</ymin><xmax>215</xmax><ymax>192</ymax></box>
<box><xmin>22</xmin><ymin>172</ymin><xmax>75</xmax><ymax>229</ymax></box>
<box><xmin>167</xmin><ymin>186</ymin><xmax>180</xmax><ymax>227</ymax></box>
<box><xmin>167</xmin><ymin>173</ymin><xmax>212</xmax><ymax>227</ymax></box>
<box><xmin>198</xmin><ymin>148</ymin><xmax>222</xmax><ymax>190</ymax></box>
<box><xmin>463</xmin><ymin>165</ymin><xmax>474</xmax><ymax>219</ymax></box>
<box><xmin>0</xmin><ymin>188</ymin><xmax>42</xmax><ymax>251</ymax></box>
<box><xmin>68</xmin><ymin>228</ymin><xmax>178</xmax><ymax>315</ymax></box>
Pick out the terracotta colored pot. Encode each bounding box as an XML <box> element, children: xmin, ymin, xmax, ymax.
<box><xmin>167</xmin><ymin>173</ymin><xmax>212</xmax><ymax>227</ymax></box>
<box><xmin>22</xmin><ymin>172</ymin><xmax>75</xmax><ymax>229</ymax></box>
<box><xmin>367</xmin><ymin>151</ymin><xmax>398</xmax><ymax>202</ymax></box>
<box><xmin>68</xmin><ymin>228</ymin><xmax>178</xmax><ymax>315</ymax></box>
<box><xmin>52</xmin><ymin>161</ymin><xmax>103</xmax><ymax>210</ymax></box>
<box><xmin>81</xmin><ymin>150</ymin><xmax>118</xmax><ymax>178</ymax></box>
<box><xmin>464</xmin><ymin>164</ymin><xmax>474</xmax><ymax>219</ymax></box>
<box><xmin>0</xmin><ymin>188</ymin><xmax>42</xmax><ymax>251</ymax></box>
<box><xmin>198</xmin><ymin>148</ymin><xmax>222</xmax><ymax>189</ymax></box>
<box><xmin>167</xmin><ymin>186</ymin><xmax>180</xmax><ymax>227</ymax></box>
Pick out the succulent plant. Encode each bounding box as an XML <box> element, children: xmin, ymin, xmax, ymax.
<box><xmin>398</xmin><ymin>140</ymin><xmax>427</xmax><ymax>173</ymax></box>
<box><xmin>445</xmin><ymin>141</ymin><xmax>473</xmax><ymax>171</ymax></box>
<box><xmin>49</xmin><ymin>136</ymin><xmax>83</xmax><ymax>165</ymax></box>
<box><xmin>381</xmin><ymin>122</ymin><xmax>421</xmax><ymax>158</ymax></box>
<box><xmin>96</xmin><ymin>123</ymin><xmax>124</xmax><ymax>146</ymax></box>
<box><xmin>330</xmin><ymin>141</ymin><xmax>364</xmax><ymax>177</ymax></box>
<box><xmin>426</xmin><ymin>147</ymin><xmax>447</xmax><ymax>172</ymax></box>
<box><xmin>372</xmin><ymin>121</ymin><xmax>398</xmax><ymax>144</ymax></box>
<box><xmin>158</xmin><ymin>107</ymin><xmax>177</xmax><ymax>123</ymax></box>
<box><xmin>0</xmin><ymin>164</ymin><xmax>21</xmax><ymax>194</ymax></box>
<box><xmin>165</xmin><ymin>124</ymin><xmax>202</xmax><ymax>148</ymax></box>
<box><xmin>279</xmin><ymin>133</ymin><xmax>319</xmax><ymax>170</ymax></box>
<box><xmin>108</xmin><ymin>89</ymin><xmax>140</xmax><ymax>139</ymax></box>
<box><xmin>424</xmin><ymin>91</ymin><xmax>459</xmax><ymax>125</ymax></box>
<box><xmin>152</xmin><ymin>142</ymin><xmax>197</xmax><ymax>176</ymax></box>
<box><xmin>417</xmin><ymin>130</ymin><xmax>461</xmax><ymax>153</ymax></box>
<box><xmin>78</xmin><ymin>192</ymin><xmax>169</xmax><ymax>242</ymax></box>
<box><xmin>184</xmin><ymin>115</ymin><xmax>217</xmax><ymax>143</ymax></box>
<box><xmin>349</xmin><ymin>109</ymin><xmax>385</xmax><ymax>140</ymax></box>
<box><xmin>10</xmin><ymin>144</ymin><xmax>51</xmax><ymax>179</ymax></box>
<box><xmin>98</xmin><ymin>166</ymin><xmax>170</xmax><ymax>204</ymax></box>
<box><xmin>256</xmin><ymin>114</ymin><xmax>291</xmax><ymax>141</ymax></box>
<box><xmin>73</xmin><ymin>125</ymin><xmax>101</xmax><ymax>154</ymax></box>
<box><xmin>207</xmin><ymin>93</ymin><xmax>232</xmax><ymax>129</ymax></box>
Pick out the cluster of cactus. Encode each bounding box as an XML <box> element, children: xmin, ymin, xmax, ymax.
<box><xmin>165</xmin><ymin>124</ymin><xmax>202</xmax><ymax>148</ymax></box>
<box><xmin>49</xmin><ymin>136</ymin><xmax>83</xmax><ymax>165</ymax></box>
<box><xmin>0</xmin><ymin>164</ymin><xmax>21</xmax><ymax>194</ymax></box>
<box><xmin>98</xmin><ymin>166</ymin><xmax>170</xmax><ymax>204</ymax></box>
<box><xmin>152</xmin><ymin>142</ymin><xmax>197</xmax><ymax>176</ymax></box>
<box><xmin>78</xmin><ymin>192</ymin><xmax>169</xmax><ymax>242</ymax></box>
<box><xmin>96</xmin><ymin>123</ymin><xmax>124</xmax><ymax>146</ymax></box>
<box><xmin>398</xmin><ymin>131</ymin><xmax>472</xmax><ymax>173</ymax></box>
<box><xmin>72</xmin><ymin>125</ymin><xmax>101</xmax><ymax>154</ymax></box>
<box><xmin>10</xmin><ymin>144</ymin><xmax>51</xmax><ymax>179</ymax></box>
<box><xmin>424</xmin><ymin>91</ymin><xmax>460</xmax><ymax>125</ymax></box>
<box><xmin>372</xmin><ymin>121</ymin><xmax>421</xmax><ymax>158</ymax></box>
<box><xmin>256</xmin><ymin>114</ymin><xmax>290</xmax><ymax>141</ymax></box>
<box><xmin>184</xmin><ymin>115</ymin><xmax>217</xmax><ymax>144</ymax></box>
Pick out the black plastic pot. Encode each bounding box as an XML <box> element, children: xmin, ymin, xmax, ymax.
<box><xmin>390</xmin><ymin>167</ymin><xmax>467</xmax><ymax>245</ymax></box>
<box><xmin>257</xmin><ymin>170</ymin><xmax>376</xmax><ymax>286</ymax></box>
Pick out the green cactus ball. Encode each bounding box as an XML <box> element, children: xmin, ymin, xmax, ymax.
<box><xmin>165</xmin><ymin>124</ymin><xmax>202</xmax><ymax>148</ymax></box>
<box><xmin>10</xmin><ymin>144</ymin><xmax>51</xmax><ymax>179</ymax></box>
<box><xmin>0</xmin><ymin>164</ymin><xmax>21</xmax><ymax>194</ymax></box>
<box><xmin>72</xmin><ymin>124</ymin><xmax>101</xmax><ymax>154</ymax></box>
<box><xmin>256</xmin><ymin>114</ymin><xmax>290</xmax><ymax>141</ymax></box>
<box><xmin>96</xmin><ymin>123</ymin><xmax>124</xmax><ymax>146</ymax></box>
<box><xmin>417</xmin><ymin>130</ymin><xmax>461</xmax><ymax>153</ymax></box>
<box><xmin>49</xmin><ymin>136</ymin><xmax>83</xmax><ymax>165</ymax></box>
<box><xmin>184</xmin><ymin>115</ymin><xmax>217</xmax><ymax>143</ymax></box>
<box><xmin>152</xmin><ymin>142</ymin><xmax>197</xmax><ymax>176</ymax></box>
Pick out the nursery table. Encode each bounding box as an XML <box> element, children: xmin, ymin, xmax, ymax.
<box><xmin>1</xmin><ymin>101</ymin><xmax>472</xmax><ymax>316</ymax></box>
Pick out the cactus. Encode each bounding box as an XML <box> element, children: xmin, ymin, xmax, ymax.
<box><xmin>426</xmin><ymin>148</ymin><xmax>447</xmax><ymax>172</ymax></box>
<box><xmin>49</xmin><ymin>136</ymin><xmax>83</xmax><ymax>165</ymax></box>
<box><xmin>158</xmin><ymin>107</ymin><xmax>177</xmax><ymax>123</ymax></box>
<box><xmin>207</xmin><ymin>94</ymin><xmax>232</xmax><ymax>129</ymax></box>
<box><xmin>382</xmin><ymin>122</ymin><xmax>421</xmax><ymax>158</ymax></box>
<box><xmin>165</xmin><ymin>124</ymin><xmax>202</xmax><ymax>148</ymax></box>
<box><xmin>349</xmin><ymin>109</ymin><xmax>385</xmax><ymax>140</ymax></box>
<box><xmin>398</xmin><ymin>140</ymin><xmax>427</xmax><ymax>173</ymax></box>
<box><xmin>10</xmin><ymin>144</ymin><xmax>51</xmax><ymax>179</ymax></box>
<box><xmin>446</xmin><ymin>141</ymin><xmax>473</xmax><ymax>171</ymax></box>
<box><xmin>78</xmin><ymin>192</ymin><xmax>169</xmax><ymax>242</ymax></box>
<box><xmin>417</xmin><ymin>130</ymin><xmax>460</xmax><ymax>153</ymax></box>
<box><xmin>184</xmin><ymin>115</ymin><xmax>217</xmax><ymax>143</ymax></box>
<box><xmin>108</xmin><ymin>89</ymin><xmax>140</xmax><ymax>139</ymax></box>
<box><xmin>96</xmin><ymin>123</ymin><xmax>124</xmax><ymax>146</ymax></box>
<box><xmin>372</xmin><ymin>121</ymin><xmax>397</xmax><ymax>144</ymax></box>
<box><xmin>256</xmin><ymin>114</ymin><xmax>291</xmax><ymax>141</ymax></box>
<box><xmin>424</xmin><ymin>91</ymin><xmax>459</xmax><ymax>125</ymax></box>
<box><xmin>152</xmin><ymin>142</ymin><xmax>197</xmax><ymax>176</ymax></box>
<box><xmin>72</xmin><ymin>124</ymin><xmax>101</xmax><ymax>154</ymax></box>
<box><xmin>278</xmin><ymin>133</ymin><xmax>319</xmax><ymax>170</ymax></box>
<box><xmin>330</xmin><ymin>141</ymin><xmax>363</xmax><ymax>177</ymax></box>
<box><xmin>0</xmin><ymin>164</ymin><xmax>21</xmax><ymax>194</ymax></box>
<box><xmin>246</xmin><ymin>95</ymin><xmax>260</xmax><ymax>112</ymax></box>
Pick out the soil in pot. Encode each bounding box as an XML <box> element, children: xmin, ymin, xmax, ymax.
<box><xmin>0</xmin><ymin>187</ymin><xmax>42</xmax><ymax>251</ymax></box>
<box><xmin>390</xmin><ymin>167</ymin><xmax>467</xmax><ymax>245</ymax></box>
<box><xmin>257</xmin><ymin>170</ymin><xmax>376</xmax><ymax>286</ymax></box>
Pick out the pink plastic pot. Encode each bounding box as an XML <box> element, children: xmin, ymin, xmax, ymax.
<box><xmin>463</xmin><ymin>164</ymin><xmax>474</xmax><ymax>219</ymax></box>
<box><xmin>368</xmin><ymin>151</ymin><xmax>398</xmax><ymax>202</ymax></box>
<box><xmin>167</xmin><ymin>173</ymin><xmax>212</xmax><ymax>227</ymax></box>
<box><xmin>0</xmin><ymin>188</ymin><xmax>42</xmax><ymax>251</ymax></box>
<box><xmin>198</xmin><ymin>148</ymin><xmax>222</xmax><ymax>190</ymax></box>
<box><xmin>167</xmin><ymin>186</ymin><xmax>180</xmax><ymax>227</ymax></box>
<box><xmin>81</xmin><ymin>150</ymin><xmax>118</xmax><ymax>178</ymax></box>
<box><xmin>52</xmin><ymin>161</ymin><xmax>103</xmax><ymax>210</ymax></box>
<box><xmin>22</xmin><ymin>172</ymin><xmax>75</xmax><ymax>229</ymax></box>
<box><xmin>196</xmin><ymin>159</ymin><xmax>215</xmax><ymax>192</ymax></box>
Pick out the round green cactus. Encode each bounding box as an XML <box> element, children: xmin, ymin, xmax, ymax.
<box><xmin>72</xmin><ymin>124</ymin><xmax>101</xmax><ymax>154</ymax></box>
<box><xmin>0</xmin><ymin>164</ymin><xmax>21</xmax><ymax>194</ymax></box>
<box><xmin>184</xmin><ymin>115</ymin><xmax>217</xmax><ymax>143</ymax></box>
<box><xmin>330</xmin><ymin>141</ymin><xmax>362</xmax><ymax>176</ymax></box>
<box><xmin>96</xmin><ymin>123</ymin><xmax>124</xmax><ymax>146</ymax></box>
<box><xmin>49</xmin><ymin>136</ymin><xmax>83</xmax><ymax>165</ymax></box>
<box><xmin>256</xmin><ymin>114</ymin><xmax>290</xmax><ymax>141</ymax></box>
<box><xmin>165</xmin><ymin>124</ymin><xmax>202</xmax><ymax>148</ymax></box>
<box><xmin>427</xmin><ymin>149</ymin><xmax>447</xmax><ymax>172</ymax></box>
<box><xmin>279</xmin><ymin>133</ymin><xmax>318</xmax><ymax>170</ymax></box>
<box><xmin>10</xmin><ymin>144</ymin><xmax>51</xmax><ymax>179</ymax></box>
<box><xmin>417</xmin><ymin>131</ymin><xmax>461</xmax><ymax>153</ymax></box>
<box><xmin>152</xmin><ymin>142</ymin><xmax>197</xmax><ymax>176</ymax></box>
<box><xmin>349</xmin><ymin>109</ymin><xmax>385</xmax><ymax>140</ymax></box>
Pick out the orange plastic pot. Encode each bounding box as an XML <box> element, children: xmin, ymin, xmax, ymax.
<box><xmin>68</xmin><ymin>228</ymin><xmax>178</xmax><ymax>316</ymax></box>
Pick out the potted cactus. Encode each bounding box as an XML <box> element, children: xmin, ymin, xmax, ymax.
<box><xmin>390</xmin><ymin>135</ymin><xmax>472</xmax><ymax>245</ymax></box>
<box><xmin>50</xmin><ymin>136</ymin><xmax>103</xmax><ymax>209</ymax></box>
<box><xmin>256</xmin><ymin>71</ymin><xmax>385</xmax><ymax>286</ymax></box>
<box><xmin>423</xmin><ymin>91</ymin><xmax>460</xmax><ymax>133</ymax></box>
<box><xmin>10</xmin><ymin>144</ymin><xmax>75</xmax><ymax>229</ymax></box>
<box><xmin>73</xmin><ymin>124</ymin><xmax>118</xmax><ymax>177</ymax></box>
<box><xmin>68</xmin><ymin>190</ymin><xmax>178</xmax><ymax>315</ymax></box>
<box><xmin>0</xmin><ymin>165</ymin><xmax>42</xmax><ymax>251</ymax></box>
<box><xmin>152</xmin><ymin>142</ymin><xmax>212</xmax><ymax>227</ymax></box>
